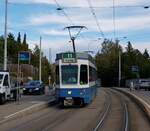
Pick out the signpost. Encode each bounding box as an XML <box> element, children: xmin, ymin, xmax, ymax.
<box><xmin>131</xmin><ymin>65</ymin><xmax>139</xmax><ymax>72</ymax></box>
<box><xmin>131</xmin><ymin>65</ymin><xmax>140</xmax><ymax>78</ymax></box>
<box><xmin>17</xmin><ymin>51</ymin><xmax>31</xmax><ymax>103</ymax></box>
<box><xmin>18</xmin><ymin>51</ymin><xmax>30</xmax><ymax>63</ymax></box>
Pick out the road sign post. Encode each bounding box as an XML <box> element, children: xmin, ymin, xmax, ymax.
<box><xmin>131</xmin><ymin>65</ymin><xmax>140</xmax><ymax>78</ymax></box>
<box><xmin>17</xmin><ymin>51</ymin><xmax>31</xmax><ymax>103</ymax></box>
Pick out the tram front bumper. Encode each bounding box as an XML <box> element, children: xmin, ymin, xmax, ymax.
<box><xmin>55</xmin><ymin>87</ymin><xmax>96</xmax><ymax>104</ymax></box>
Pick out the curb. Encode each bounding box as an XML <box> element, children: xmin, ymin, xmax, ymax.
<box><xmin>0</xmin><ymin>98</ymin><xmax>56</xmax><ymax>125</ymax></box>
<box><xmin>112</xmin><ymin>88</ymin><xmax>150</xmax><ymax>122</ymax></box>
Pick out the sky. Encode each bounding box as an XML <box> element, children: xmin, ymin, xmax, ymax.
<box><xmin>0</xmin><ymin>0</ymin><xmax>150</xmax><ymax>62</ymax></box>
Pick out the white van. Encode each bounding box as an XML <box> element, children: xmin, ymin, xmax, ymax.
<box><xmin>0</xmin><ymin>71</ymin><xmax>18</xmax><ymax>104</ymax></box>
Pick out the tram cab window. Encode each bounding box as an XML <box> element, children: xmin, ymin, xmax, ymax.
<box><xmin>55</xmin><ymin>66</ymin><xmax>60</xmax><ymax>84</ymax></box>
<box><xmin>61</xmin><ymin>65</ymin><xmax>78</xmax><ymax>84</ymax></box>
<box><xmin>80</xmin><ymin>65</ymin><xmax>88</xmax><ymax>85</ymax></box>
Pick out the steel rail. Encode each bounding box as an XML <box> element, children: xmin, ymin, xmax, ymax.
<box><xmin>109</xmin><ymin>89</ymin><xmax>129</xmax><ymax>131</ymax></box>
<box><xmin>123</xmin><ymin>103</ymin><xmax>129</xmax><ymax>131</ymax></box>
<box><xmin>93</xmin><ymin>91</ymin><xmax>111</xmax><ymax>131</ymax></box>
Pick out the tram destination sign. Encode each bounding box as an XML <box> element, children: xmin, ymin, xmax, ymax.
<box><xmin>62</xmin><ymin>53</ymin><xmax>76</xmax><ymax>63</ymax></box>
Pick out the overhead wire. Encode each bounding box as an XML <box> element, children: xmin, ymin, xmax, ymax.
<box><xmin>54</xmin><ymin>0</ymin><xmax>74</xmax><ymax>25</ymax></box>
<box><xmin>60</xmin><ymin>5</ymin><xmax>150</xmax><ymax>9</ymax></box>
<box><xmin>86</xmin><ymin>0</ymin><xmax>105</xmax><ymax>39</ymax></box>
<box><xmin>53</xmin><ymin>0</ymin><xmax>89</xmax><ymax>41</ymax></box>
<box><xmin>4</xmin><ymin>0</ymin><xmax>150</xmax><ymax>8</ymax></box>
<box><xmin>113</xmin><ymin>0</ymin><xmax>116</xmax><ymax>40</ymax></box>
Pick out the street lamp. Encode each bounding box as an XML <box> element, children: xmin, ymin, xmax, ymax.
<box><xmin>4</xmin><ymin>0</ymin><xmax>8</xmax><ymax>70</ymax></box>
<box><xmin>39</xmin><ymin>36</ymin><xmax>42</xmax><ymax>82</ymax></box>
<box><xmin>144</xmin><ymin>6</ymin><xmax>149</xmax><ymax>9</ymax></box>
<box><xmin>116</xmin><ymin>37</ymin><xmax>127</xmax><ymax>87</ymax></box>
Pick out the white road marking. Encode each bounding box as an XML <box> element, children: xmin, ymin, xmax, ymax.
<box><xmin>4</xmin><ymin>102</ymin><xmax>44</xmax><ymax>119</ymax></box>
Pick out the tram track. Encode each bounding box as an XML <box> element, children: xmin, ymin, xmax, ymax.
<box><xmin>93</xmin><ymin>89</ymin><xmax>130</xmax><ymax>131</ymax></box>
<box><xmin>93</xmin><ymin>91</ymin><xmax>111</xmax><ymax>131</ymax></box>
<box><xmin>111</xmin><ymin>89</ymin><xmax>129</xmax><ymax>131</ymax></box>
<box><xmin>123</xmin><ymin>103</ymin><xmax>129</xmax><ymax>131</ymax></box>
<box><xmin>94</xmin><ymin>88</ymin><xmax>150</xmax><ymax>131</ymax></box>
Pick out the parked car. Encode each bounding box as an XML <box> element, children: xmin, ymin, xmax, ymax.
<box><xmin>139</xmin><ymin>79</ymin><xmax>150</xmax><ymax>91</ymax></box>
<box><xmin>23</xmin><ymin>80</ymin><xmax>45</xmax><ymax>95</ymax></box>
<box><xmin>126</xmin><ymin>78</ymin><xmax>150</xmax><ymax>91</ymax></box>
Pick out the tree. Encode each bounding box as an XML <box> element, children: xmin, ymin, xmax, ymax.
<box><xmin>95</xmin><ymin>39</ymin><xmax>122</xmax><ymax>86</ymax></box>
<box><xmin>23</xmin><ymin>33</ymin><xmax>26</xmax><ymax>45</ymax></box>
<box><xmin>31</xmin><ymin>45</ymin><xmax>53</xmax><ymax>83</ymax></box>
<box><xmin>126</xmin><ymin>41</ymin><xmax>133</xmax><ymax>53</ymax></box>
<box><xmin>7</xmin><ymin>33</ymin><xmax>18</xmax><ymax>63</ymax></box>
<box><xmin>95</xmin><ymin>39</ymin><xmax>150</xmax><ymax>86</ymax></box>
<box><xmin>0</xmin><ymin>32</ymin><xmax>52</xmax><ymax>84</ymax></box>
<box><xmin>22</xmin><ymin>33</ymin><xmax>28</xmax><ymax>51</ymax></box>
<box><xmin>143</xmin><ymin>49</ymin><xmax>149</xmax><ymax>59</ymax></box>
<box><xmin>17</xmin><ymin>32</ymin><xmax>21</xmax><ymax>44</ymax></box>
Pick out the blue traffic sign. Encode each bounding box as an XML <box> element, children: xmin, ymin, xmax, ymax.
<box><xmin>19</xmin><ymin>52</ymin><xmax>30</xmax><ymax>61</ymax></box>
<box><xmin>131</xmin><ymin>65</ymin><xmax>139</xmax><ymax>72</ymax></box>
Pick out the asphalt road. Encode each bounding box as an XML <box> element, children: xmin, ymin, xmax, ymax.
<box><xmin>0</xmin><ymin>93</ymin><xmax>53</xmax><ymax>121</ymax></box>
<box><xmin>0</xmin><ymin>88</ymin><xmax>149</xmax><ymax>131</ymax></box>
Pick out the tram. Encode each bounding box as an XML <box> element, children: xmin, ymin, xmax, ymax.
<box><xmin>55</xmin><ymin>52</ymin><xmax>97</xmax><ymax>106</ymax></box>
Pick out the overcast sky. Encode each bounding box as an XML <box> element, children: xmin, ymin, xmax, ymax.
<box><xmin>0</xmin><ymin>0</ymin><xmax>150</xmax><ymax>62</ymax></box>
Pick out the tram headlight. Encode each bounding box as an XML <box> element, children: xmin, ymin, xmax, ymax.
<box><xmin>68</xmin><ymin>91</ymin><xmax>72</xmax><ymax>95</ymax></box>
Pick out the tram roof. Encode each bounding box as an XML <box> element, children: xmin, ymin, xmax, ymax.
<box><xmin>56</xmin><ymin>52</ymin><xmax>95</xmax><ymax>64</ymax></box>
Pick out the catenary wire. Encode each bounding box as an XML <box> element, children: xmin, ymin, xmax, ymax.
<box><xmin>86</xmin><ymin>0</ymin><xmax>105</xmax><ymax>38</ymax></box>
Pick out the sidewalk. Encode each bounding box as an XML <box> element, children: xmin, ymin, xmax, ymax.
<box><xmin>114</xmin><ymin>87</ymin><xmax>150</xmax><ymax>120</ymax></box>
<box><xmin>118</xmin><ymin>88</ymin><xmax>150</xmax><ymax>105</ymax></box>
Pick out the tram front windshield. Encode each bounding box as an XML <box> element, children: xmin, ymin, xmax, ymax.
<box><xmin>61</xmin><ymin>65</ymin><xmax>78</xmax><ymax>84</ymax></box>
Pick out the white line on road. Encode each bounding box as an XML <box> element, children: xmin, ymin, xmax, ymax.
<box><xmin>4</xmin><ymin>102</ymin><xmax>45</xmax><ymax>119</ymax></box>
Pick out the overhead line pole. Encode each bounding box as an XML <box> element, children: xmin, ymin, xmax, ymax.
<box><xmin>49</xmin><ymin>48</ymin><xmax>52</xmax><ymax>64</ymax></box>
<box><xmin>118</xmin><ymin>40</ymin><xmax>121</xmax><ymax>87</ymax></box>
<box><xmin>113</xmin><ymin>0</ymin><xmax>120</xmax><ymax>87</ymax></box>
<box><xmin>4</xmin><ymin>0</ymin><xmax>8</xmax><ymax>70</ymax></box>
<box><xmin>113</xmin><ymin>0</ymin><xmax>116</xmax><ymax>39</ymax></box>
<box><xmin>117</xmin><ymin>37</ymin><xmax>127</xmax><ymax>87</ymax></box>
<box><xmin>39</xmin><ymin>36</ymin><xmax>42</xmax><ymax>82</ymax></box>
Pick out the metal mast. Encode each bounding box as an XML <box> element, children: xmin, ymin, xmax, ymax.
<box><xmin>4</xmin><ymin>0</ymin><xmax>8</xmax><ymax>70</ymax></box>
<box><xmin>39</xmin><ymin>36</ymin><xmax>42</xmax><ymax>82</ymax></box>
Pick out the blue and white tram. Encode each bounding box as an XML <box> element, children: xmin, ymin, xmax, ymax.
<box><xmin>55</xmin><ymin>52</ymin><xmax>97</xmax><ymax>106</ymax></box>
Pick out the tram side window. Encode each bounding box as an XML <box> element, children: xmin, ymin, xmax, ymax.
<box><xmin>89</xmin><ymin>66</ymin><xmax>97</xmax><ymax>82</ymax></box>
<box><xmin>55</xmin><ymin>66</ymin><xmax>60</xmax><ymax>84</ymax></box>
<box><xmin>89</xmin><ymin>66</ymin><xmax>92</xmax><ymax>81</ymax></box>
<box><xmin>80</xmin><ymin>65</ymin><xmax>88</xmax><ymax>85</ymax></box>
